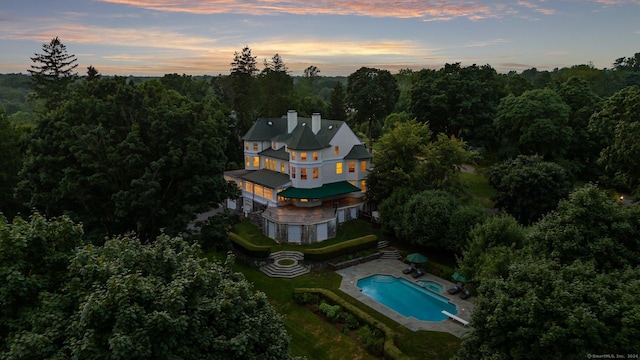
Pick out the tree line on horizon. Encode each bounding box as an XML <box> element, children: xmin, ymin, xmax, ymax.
<box><xmin>1</xmin><ymin>37</ymin><xmax>640</xmax><ymax>359</ymax></box>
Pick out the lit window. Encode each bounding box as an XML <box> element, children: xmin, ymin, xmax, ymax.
<box><xmin>245</xmin><ymin>156</ymin><xmax>250</xmax><ymax>167</ymax></box>
<box><xmin>300</xmin><ymin>199</ymin><xmax>308</xmax><ymax>203</ymax></box>
<box><xmin>291</xmin><ymin>166</ymin><xmax>296</xmax><ymax>178</ymax></box>
<box><xmin>245</xmin><ymin>142</ymin><xmax>249</xmax><ymax>150</ymax></box>
<box><xmin>336</xmin><ymin>162</ymin><xmax>343</xmax><ymax>174</ymax></box>
<box><xmin>361</xmin><ymin>161</ymin><xmax>367</xmax><ymax>172</ymax></box>
<box><xmin>254</xmin><ymin>185</ymin><xmax>264</xmax><ymax>197</ymax></box>
<box><xmin>253</xmin><ymin>156</ymin><xmax>259</xmax><ymax>167</ymax></box>
<box><xmin>264</xmin><ymin>188</ymin><xmax>273</xmax><ymax>200</ymax></box>
<box><xmin>313</xmin><ymin>167</ymin><xmax>319</xmax><ymax>179</ymax></box>
<box><xmin>280</xmin><ymin>162</ymin><xmax>285</xmax><ymax>173</ymax></box>
<box><xmin>291</xmin><ymin>151</ymin><xmax>296</xmax><ymax>161</ymax></box>
<box><xmin>253</xmin><ymin>143</ymin><xmax>258</xmax><ymax>151</ymax></box>
<box><xmin>361</xmin><ymin>180</ymin><xmax>367</xmax><ymax>192</ymax></box>
<box><xmin>334</xmin><ymin>146</ymin><xmax>339</xmax><ymax>155</ymax></box>
<box><xmin>348</xmin><ymin>162</ymin><xmax>355</xmax><ymax>173</ymax></box>
<box><xmin>313</xmin><ymin>152</ymin><xmax>318</xmax><ymax>161</ymax></box>
<box><xmin>301</xmin><ymin>168</ymin><xmax>307</xmax><ymax>180</ymax></box>
<box><xmin>245</xmin><ymin>181</ymin><xmax>253</xmax><ymax>193</ymax></box>
<box><xmin>272</xmin><ymin>141</ymin><xmax>276</xmax><ymax>149</ymax></box>
<box><xmin>301</xmin><ymin>152</ymin><xmax>307</xmax><ymax>161</ymax></box>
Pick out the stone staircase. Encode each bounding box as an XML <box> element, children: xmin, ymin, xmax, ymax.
<box><xmin>260</xmin><ymin>251</ymin><xmax>310</xmax><ymax>278</ymax></box>
<box><xmin>377</xmin><ymin>240</ymin><xmax>402</xmax><ymax>259</ymax></box>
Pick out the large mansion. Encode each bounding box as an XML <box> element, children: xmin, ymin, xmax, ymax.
<box><xmin>224</xmin><ymin>110</ymin><xmax>371</xmax><ymax>244</ymax></box>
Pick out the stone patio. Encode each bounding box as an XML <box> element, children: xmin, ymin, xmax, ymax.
<box><xmin>336</xmin><ymin>258</ymin><xmax>474</xmax><ymax>338</ymax></box>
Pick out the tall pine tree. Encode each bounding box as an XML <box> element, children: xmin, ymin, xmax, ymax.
<box><xmin>28</xmin><ymin>37</ymin><xmax>78</xmax><ymax>109</ymax></box>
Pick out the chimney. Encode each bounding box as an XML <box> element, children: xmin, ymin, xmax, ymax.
<box><xmin>287</xmin><ymin>110</ymin><xmax>297</xmax><ymax>133</ymax></box>
<box><xmin>312</xmin><ymin>113</ymin><xmax>321</xmax><ymax>134</ymax></box>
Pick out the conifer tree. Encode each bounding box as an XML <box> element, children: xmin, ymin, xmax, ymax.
<box><xmin>28</xmin><ymin>37</ymin><xmax>78</xmax><ymax>108</ymax></box>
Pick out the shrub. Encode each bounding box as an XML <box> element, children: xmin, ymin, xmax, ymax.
<box><xmin>337</xmin><ymin>312</ymin><xmax>360</xmax><ymax>329</ymax></box>
<box><xmin>318</xmin><ymin>302</ymin><xmax>342</xmax><ymax>321</ymax></box>
<box><xmin>293</xmin><ymin>292</ymin><xmax>320</xmax><ymax>305</ymax></box>
<box><xmin>228</xmin><ymin>232</ymin><xmax>271</xmax><ymax>258</ymax></box>
<box><xmin>303</xmin><ymin>235</ymin><xmax>377</xmax><ymax>261</ymax></box>
<box><xmin>356</xmin><ymin>325</ymin><xmax>384</xmax><ymax>356</ymax></box>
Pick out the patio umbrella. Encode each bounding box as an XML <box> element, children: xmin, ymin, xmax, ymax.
<box><xmin>405</xmin><ymin>253</ymin><xmax>428</xmax><ymax>264</ymax></box>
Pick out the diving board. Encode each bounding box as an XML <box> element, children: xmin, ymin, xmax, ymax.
<box><xmin>441</xmin><ymin>310</ymin><xmax>469</xmax><ymax>326</ymax></box>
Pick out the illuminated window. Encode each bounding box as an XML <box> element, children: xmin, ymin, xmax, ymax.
<box><xmin>301</xmin><ymin>168</ymin><xmax>307</xmax><ymax>180</ymax></box>
<box><xmin>361</xmin><ymin>161</ymin><xmax>367</xmax><ymax>172</ymax></box>
<box><xmin>313</xmin><ymin>152</ymin><xmax>318</xmax><ymax>160</ymax></box>
<box><xmin>253</xmin><ymin>156</ymin><xmax>259</xmax><ymax>167</ymax></box>
<box><xmin>245</xmin><ymin>156</ymin><xmax>250</xmax><ymax>167</ymax></box>
<box><xmin>291</xmin><ymin>166</ymin><xmax>296</xmax><ymax>178</ymax></box>
<box><xmin>253</xmin><ymin>143</ymin><xmax>258</xmax><ymax>151</ymax></box>
<box><xmin>301</xmin><ymin>152</ymin><xmax>307</xmax><ymax>161</ymax></box>
<box><xmin>348</xmin><ymin>162</ymin><xmax>355</xmax><ymax>173</ymax></box>
<box><xmin>272</xmin><ymin>141</ymin><xmax>276</xmax><ymax>149</ymax></box>
<box><xmin>264</xmin><ymin>188</ymin><xmax>273</xmax><ymax>200</ymax></box>
<box><xmin>361</xmin><ymin>180</ymin><xmax>367</xmax><ymax>192</ymax></box>
<box><xmin>245</xmin><ymin>181</ymin><xmax>253</xmax><ymax>193</ymax></box>
<box><xmin>245</xmin><ymin>142</ymin><xmax>249</xmax><ymax>150</ymax></box>
<box><xmin>300</xmin><ymin>198</ymin><xmax>308</xmax><ymax>203</ymax></box>
<box><xmin>336</xmin><ymin>162</ymin><xmax>343</xmax><ymax>174</ymax></box>
<box><xmin>313</xmin><ymin>167</ymin><xmax>319</xmax><ymax>179</ymax></box>
<box><xmin>334</xmin><ymin>146</ymin><xmax>339</xmax><ymax>155</ymax></box>
<box><xmin>349</xmin><ymin>180</ymin><xmax>355</xmax><ymax>186</ymax></box>
<box><xmin>280</xmin><ymin>162</ymin><xmax>285</xmax><ymax>173</ymax></box>
<box><xmin>291</xmin><ymin>151</ymin><xmax>296</xmax><ymax>161</ymax></box>
<box><xmin>254</xmin><ymin>185</ymin><xmax>264</xmax><ymax>197</ymax></box>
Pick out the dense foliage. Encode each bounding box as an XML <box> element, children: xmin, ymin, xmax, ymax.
<box><xmin>16</xmin><ymin>77</ymin><xmax>236</xmax><ymax>241</ymax></box>
<box><xmin>0</xmin><ymin>214</ymin><xmax>292</xmax><ymax>360</ymax></box>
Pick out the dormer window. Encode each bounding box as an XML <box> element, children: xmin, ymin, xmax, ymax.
<box><xmin>272</xmin><ymin>141</ymin><xmax>276</xmax><ymax>149</ymax></box>
<box><xmin>334</xmin><ymin>146</ymin><xmax>339</xmax><ymax>156</ymax></box>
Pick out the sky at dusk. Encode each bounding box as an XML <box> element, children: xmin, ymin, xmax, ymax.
<box><xmin>1</xmin><ymin>0</ymin><xmax>639</xmax><ymax>76</ymax></box>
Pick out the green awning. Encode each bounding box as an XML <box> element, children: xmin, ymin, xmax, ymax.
<box><xmin>279</xmin><ymin>181</ymin><xmax>361</xmax><ymax>199</ymax></box>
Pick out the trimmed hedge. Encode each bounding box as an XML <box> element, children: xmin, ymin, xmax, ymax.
<box><xmin>294</xmin><ymin>288</ymin><xmax>411</xmax><ymax>360</ymax></box>
<box><xmin>303</xmin><ymin>234</ymin><xmax>378</xmax><ymax>261</ymax></box>
<box><xmin>228</xmin><ymin>232</ymin><xmax>271</xmax><ymax>258</ymax></box>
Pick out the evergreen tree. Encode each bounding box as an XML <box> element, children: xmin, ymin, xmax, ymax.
<box><xmin>229</xmin><ymin>46</ymin><xmax>259</xmax><ymax>134</ymax></box>
<box><xmin>28</xmin><ymin>37</ymin><xmax>78</xmax><ymax>108</ymax></box>
<box><xmin>328</xmin><ymin>82</ymin><xmax>346</xmax><ymax>120</ymax></box>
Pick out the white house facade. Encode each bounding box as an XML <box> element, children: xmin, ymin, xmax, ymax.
<box><xmin>224</xmin><ymin>110</ymin><xmax>371</xmax><ymax>244</ymax></box>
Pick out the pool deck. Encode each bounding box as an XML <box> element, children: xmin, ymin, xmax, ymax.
<box><xmin>336</xmin><ymin>258</ymin><xmax>474</xmax><ymax>338</ymax></box>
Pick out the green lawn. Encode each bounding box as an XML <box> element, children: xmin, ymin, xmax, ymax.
<box><xmin>221</xmin><ymin>220</ymin><xmax>462</xmax><ymax>360</ymax></box>
<box><xmin>460</xmin><ymin>170</ymin><xmax>496</xmax><ymax>208</ymax></box>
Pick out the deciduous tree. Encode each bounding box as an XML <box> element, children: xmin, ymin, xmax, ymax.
<box><xmin>346</xmin><ymin>67</ymin><xmax>399</xmax><ymax>150</ymax></box>
<box><xmin>494</xmin><ymin>88</ymin><xmax>572</xmax><ymax>162</ymax></box>
<box><xmin>16</xmin><ymin>77</ymin><xmax>235</xmax><ymax>242</ymax></box>
<box><xmin>488</xmin><ymin>155</ymin><xmax>572</xmax><ymax>224</ymax></box>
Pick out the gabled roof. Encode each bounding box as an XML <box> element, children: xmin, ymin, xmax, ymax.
<box><xmin>287</xmin><ymin>124</ymin><xmax>327</xmax><ymax>150</ymax></box>
<box><xmin>279</xmin><ymin>181</ymin><xmax>360</xmax><ymax>199</ymax></box>
<box><xmin>259</xmin><ymin>146</ymin><xmax>289</xmax><ymax>161</ymax></box>
<box><xmin>344</xmin><ymin>144</ymin><xmax>372</xmax><ymax>160</ymax></box>
<box><xmin>242</xmin><ymin>115</ymin><xmax>345</xmax><ymax>149</ymax></box>
<box><xmin>242</xmin><ymin>118</ymin><xmax>286</xmax><ymax>141</ymax></box>
<box><xmin>241</xmin><ymin>169</ymin><xmax>291</xmax><ymax>189</ymax></box>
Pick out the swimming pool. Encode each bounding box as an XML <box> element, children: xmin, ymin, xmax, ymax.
<box><xmin>357</xmin><ymin>275</ymin><xmax>457</xmax><ymax>322</ymax></box>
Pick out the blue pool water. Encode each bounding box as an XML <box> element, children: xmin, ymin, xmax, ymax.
<box><xmin>357</xmin><ymin>275</ymin><xmax>457</xmax><ymax>322</ymax></box>
<box><xmin>416</xmin><ymin>280</ymin><xmax>444</xmax><ymax>293</ymax></box>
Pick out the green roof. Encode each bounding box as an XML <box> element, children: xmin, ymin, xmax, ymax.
<box><xmin>344</xmin><ymin>144</ymin><xmax>372</xmax><ymax>159</ymax></box>
<box><xmin>242</xmin><ymin>169</ymin><xmax>291</xmax><ymax>189</ymax></box>
<box><xmin>279</xmin><ymin>181</ymin><xmax>361</xmax><ymax>199</ymax></box>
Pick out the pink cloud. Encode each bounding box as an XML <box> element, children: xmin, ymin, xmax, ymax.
<box><xmin>98</xmin><ymin>0</ymin><xmax>499</xmax><ymax>21</ymax></box>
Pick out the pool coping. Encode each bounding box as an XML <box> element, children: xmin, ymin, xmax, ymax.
<box><xmin>336</xmin><ymin>258</ymin><xmax>474</xmax><ymax>338</ymax></box>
